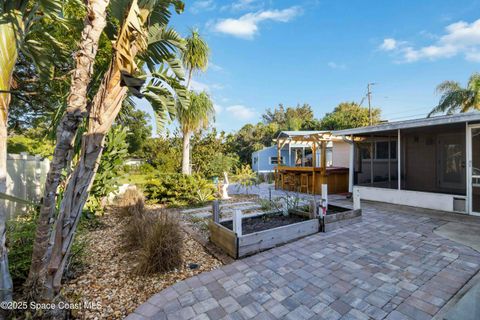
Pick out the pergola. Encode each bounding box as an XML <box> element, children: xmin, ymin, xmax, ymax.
<box><xmin>274</xmin><ymin>131</ymin><xmax>349</xmax><ymax>194</ymax></box>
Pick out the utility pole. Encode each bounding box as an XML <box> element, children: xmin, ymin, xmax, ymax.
<box><xmin>367</xmin><ymin>83</ymin><xmax>375</xmax><ymax>125</ymax></box>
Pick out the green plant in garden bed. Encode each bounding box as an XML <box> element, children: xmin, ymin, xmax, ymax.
<box><xmin>143</xmin><ymin>173</ymin><xmax>217</xmax><ymax>206</ymax></box>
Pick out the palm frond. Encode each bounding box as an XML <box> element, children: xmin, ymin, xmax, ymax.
<box><xmin>435</xmin><ymin>80</ymin><xmax>461</xmax><ymax>95</ymax></box>
<box><xmin>429</xmin><ymin>89</ymin><xmax>474</xmax><ymax>117</ymax></box>
<box><xmin>177</xmin><ymin>91</ymin><xmax>214</xmax><ymax>134</ymax></box>
<box><xmin>139</xmin><ymin>25</ymin><xmax>184</xmax><ymax>73</ymax></box>
<box><xmin>181</xmin><ymin>28</ymin><xmax>209</xmax><ymax>73</ymax></box>
<box><xmin>430</xmin><ymin>73</ymin><xmax>480</xmax><ymax>117</ymax></box>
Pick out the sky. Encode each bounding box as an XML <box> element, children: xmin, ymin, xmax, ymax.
<box><xmin>137</xmin><ymin>0</ymin><xmax>480</xmax><ymax>134</ymax></box>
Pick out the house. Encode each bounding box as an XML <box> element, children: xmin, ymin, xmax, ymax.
<box><xmin>334</xmin><ymin>112</ymin><xmax>480</xmax><ymax>215</ymax></box>
<box><xmin>252</xmin><ymin>131</ymin><xmax>350</xmax><ymax>173</ymax></box>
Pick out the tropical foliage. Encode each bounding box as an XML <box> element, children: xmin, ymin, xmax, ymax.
<box><xmin>85</xmin><ymin>126</ymin><xmax>130</xmax><ymax>214</ymax></box>
<box><xmin>178</xmin><ymin>91</ymin><xmax>215</xmax><ymax>174</ymax></box>
<box><xmin>320</xmin><ymin>102</ymin><xmax>381</xmax><ymax>130</ymax></box>
<box><xmin>182</xmin><ymin>28</ymin><xmax>210</xmax><ymax>89</ymax></box>
<box><xmin>143</xmin><ymin>173</ymin><xmax>216</xmax><ymax>206</ymax></box>
<box><xmin>429</xmin><ymin>73</ymin><xmax>480</xmax><ymax>116</ymax></box>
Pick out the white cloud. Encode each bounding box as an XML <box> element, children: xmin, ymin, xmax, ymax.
<box><xmin>190</xmin><ymin>0</ymin><xmax>215</xmax><ymax>14</ymax></box>
<box><xmin>327</xmin><ymin>62</ymin><xmax>346</xmax><ymax>70</ymax></box>
<box><xmin>209</xmin><ymin>61</ymin><xmax>224</xmax><ymax>72</ymax></box>
<box><xmin>212</xmin><ymin>7</ymin><xmax>302</xmax><ymax>39</ymax></box>
<box><xmin>189</xmin><ymin>79</ymin><xmax>211</xmax><ymax>92</ymax></box>
<box><xmin>230</xmin><ymin>0</ymin><xmax>261</xmax><ymax>11</ymax></box>
<box><xmin>214</xmin><ymin>104</ymin><xmax>223</xmax><ymax>114</ymax></box>
<box><xmin>189</xmin><ymin>79</ymin><xmax>223</xmax><ymax>93</ymax></box>
<box><xmin>226</xmin><ymin>105</ymin><xmax>256</xmax><ymax>119</ymax></box>
<box><xmin>379</xmin><ymin>38</ymin><xmax>397</xmax><ymax>51</ymax></box>
<box><xmin>381</xmin><ymin>19</ymin><xmax>480</xmax><ymax>62</ymax></box>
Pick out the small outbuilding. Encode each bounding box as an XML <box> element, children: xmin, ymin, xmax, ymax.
<box><xmin>334</xmin><ymin>112</ymin><xmax>480</xmax><ymax>215</ymax></box>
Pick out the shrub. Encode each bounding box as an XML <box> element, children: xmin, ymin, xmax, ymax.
<box><xmin>233</xmin><ymin>165</ymin><xmax>258</xmax><ymax>195</ymax></box>
<box><xmin>143</xmin><ymin>173</ymin><xmax>217</xmax><ymax>206</ymax></box>
<box><xmin>86</xmin><ymin>126</ymin><xmax>129</xmax><ymax>214</ymax></box>
<box><xmin>136</xmin><ymin>212</ymin><xmax>183</xmax><ymax>275</ymax></box>
<box><xmin>6</xmin><ymin>209</ymin><xmax>37</xmax><ymax>287</ymax></box>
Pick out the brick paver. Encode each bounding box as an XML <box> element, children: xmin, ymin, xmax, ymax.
<box><xmin>126</xmin><ymin>198</ymin><xmax>480</xmax><ymax>319</ymax></box>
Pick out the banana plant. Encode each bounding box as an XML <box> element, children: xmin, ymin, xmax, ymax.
<box><xmin>0</xmin><ymin>0</ymin><xmax>66</xmax><ymax>302</ymax></box>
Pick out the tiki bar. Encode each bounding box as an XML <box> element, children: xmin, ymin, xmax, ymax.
<box><xmin>274</xmin><ymin>131</ymin><xmax>350</xmax><ymax>194</ymax></box>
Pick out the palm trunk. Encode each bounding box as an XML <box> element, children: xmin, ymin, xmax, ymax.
<box><xmin>182</xmin><ymin>132</ymin><xmax>191</xmax><ymax>175</ymax></box>
<box><xmin>0</xmin><ymin>21</ymin><xmax>18</xmax><ymax>303</ymax></box>
<box><xmin>27</xmin><ymin>0</ymin><xmax>110</xmax><ymax>291</ymax></box>
<box><xmin>38</xmin><ymin>0</ymin><xmax>148</xmax><ymax>299</ymax></box>
<box><xmin>186</xmin><ymin>68</ymin><xmax>193</xmax><ymax>90</ymax></box>
<box><xmin>40</xmin><ymin>60</ymin><xmax>127</xmax><ymax>299</ymax></box>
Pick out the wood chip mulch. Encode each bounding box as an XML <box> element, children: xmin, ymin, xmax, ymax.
<box><xmin>63</xmin><ymin>210</ymin><xmax>223</xmax><ymax>319</ymax></box>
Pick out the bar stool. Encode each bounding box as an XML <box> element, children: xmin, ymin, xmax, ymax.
<box><xmin>300</xmin><ymin>173</ymin><xmax>309</xmax><ymax>194</ymax></box>
<box><xmin>287</xmin><ymin>173</ymin><xmax>296</xmax><ymax>191</ymax></box>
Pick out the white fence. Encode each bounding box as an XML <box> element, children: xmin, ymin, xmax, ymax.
<box><xmin>6</xmin><ymin>153</ymin><xmax>50</xmax><ymax>219</ymax></box>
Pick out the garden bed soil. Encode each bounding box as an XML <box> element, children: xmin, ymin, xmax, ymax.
<box><xmin>220</xmin><ymin>213</ymin><xmax>308</xmax><ymax>235</ymax></box>
<box><xmin>63</xmin><ymin>207</ymin><xmax>222</xmax><ymax>319</ymax></box>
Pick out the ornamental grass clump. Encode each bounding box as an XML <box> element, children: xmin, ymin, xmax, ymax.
<box><xmin>136</xmin><ymin>212</ymin><xmax>183</xmax><ymax>275</ymax></box>
<box><xmin>117</xmin><ymin>187</ymin><xmax>145</xmax><ymax>218</ymax></box>
<box><xmin>118</xmin><ymin>190</ymin><xmax>183</xmax><ymax>274</ymax></box>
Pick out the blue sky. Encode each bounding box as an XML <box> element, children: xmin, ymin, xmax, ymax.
<box><xmin>138</xmin><ymin>0</ymin><xmax>480</xmax><ymax>133</ymax></box>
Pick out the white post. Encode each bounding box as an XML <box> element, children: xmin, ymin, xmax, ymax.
<box><xmin>321</xmin><ymin>184</ymin><xmax>328</xmax><ymax>210</ymax></box>
<box><xmin>349</xmin><ymin>136</ymin><xmax>354</xmax><ymax>192</ymax></box>
<box><xmin>233</xmin><ymin>209</ymin><xmax>242</xmax><ymax>236</ymax></box>
<box><xmin>353</xmin><ymin>187</ymin><xmax>361</xmax><ymax>210</ymax></box>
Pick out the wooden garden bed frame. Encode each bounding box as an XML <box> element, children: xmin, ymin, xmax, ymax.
<box><xmin>208</xmin><ymin>199</ymin><xmax>362</xmax><ymax>259</ymax></box>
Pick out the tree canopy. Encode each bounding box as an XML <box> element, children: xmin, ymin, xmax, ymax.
<box><xmin>320</xmin><ymin>102</ymin><xmax>381</xmax><ymax>130</ymax></box>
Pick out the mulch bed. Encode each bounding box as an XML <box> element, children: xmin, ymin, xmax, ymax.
<box><xmin>63</xmin><ymin>208</ymin><xmax>222</xmax><ymax>319</ymax></box>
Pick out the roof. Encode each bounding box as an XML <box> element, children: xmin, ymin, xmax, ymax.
<box><xmin>333</xmin><ymin>112</ymin><xmax>480</xmax><ymax>136</ymax></box>
<box><xmin>277</xmin><ymin>130</ymin><xmax>329</xmax><ymax>137</ymax></box>
<box><xmin>252</xmin><ymin>145</ymin><xmax>276</xmax><ymax>155</ymax></box>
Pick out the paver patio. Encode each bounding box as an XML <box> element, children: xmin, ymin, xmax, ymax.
<box><xmin>126</xmin><ymin>193</ymin><xmax>480</xmax><ymax>320</ymax></box>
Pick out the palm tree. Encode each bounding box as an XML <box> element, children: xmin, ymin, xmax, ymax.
<box><xmin>30</xmin><ymin>0</ymin><xmax>186</xmax><ymax>300</ymax></box>
<box><xmin>0</xmin><ymin>0</ymin><xmax>65</xmax><ymax>302</ymax></box>
<box><xmin>28</xmin><ymin>0</ymin><xmax>111</xmax><ymax>291</ymax></box>
<box><xmin>429</xmin><ymin>73</ymin><xmax>480</xmax><ymax>117</ymax></box>
<box><xmin>179</xmin><ymin>91</ymin><xmax>214</xmax><ymax>175</ymax></box>
<box><xmin>182</xmin><ymin>29</ymin><xmax>209</xmax><ymax>89</ymax></box>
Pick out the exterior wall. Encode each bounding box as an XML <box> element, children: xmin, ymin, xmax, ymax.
<box><xmin>252</xmin><ymin>146</ymin><xmax>289</xmax><ymax>172</ymax></box>
<box><xmin>354</xmin><ymin>186</ymin><xmax>464</xmax><ymax>213</ymax></box>
<box><xmin>332</xmin><ymin>141</ymin><xmax>350</xmax><ymax>167</ymax></box>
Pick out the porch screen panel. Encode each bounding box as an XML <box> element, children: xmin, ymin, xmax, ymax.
<box><xmin>354</xmin><ymin>142</ymin><xmax>372</xmax><ymax>185</ymax></box>
<box><xmin>472</xmin><ymin>128</ymin><xmax>480</xmax><ymax>212</ymax></box>
<box><xmin>354</xmin><ymin>137</ymin><xmax>397</xmax><ymax>188</ymax></box>
<box><xmin>372</xmin><ymin>140</ymin><xmax>398</xmax><ymax>189</ymax></box>
<box><xmin>402</xmin><ymin>125</ymin><xmax>466</xmax><ymax>195</ymax></box>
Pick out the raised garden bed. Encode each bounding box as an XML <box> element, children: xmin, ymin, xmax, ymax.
<box><xmin>208</xmin><ymin>201</ymin><xmax>362</xmax><ymax>259</ymax></box>
<box><xmin>289</xmin><ymin>204</ymin><xmax>362</xmax><ymax>231</ymax></box>
<box><xmin>209</xmin><ymin>211</ymin><xmax>318</xmax><ymax>258</ymax></box>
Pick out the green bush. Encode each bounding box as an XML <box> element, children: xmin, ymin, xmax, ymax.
<box><xmin>143</xmin><ymin>173</ymin><xmax>216</xmax><ymax>206</ymax></box>
<box><xmin>86</xmin><ymin>125</ymin><xmax>129</xmax><ymax>214</ymax></box>
<box><xmin>8</xmin><ymin>135</ymin><xmax>54</xmax><ymax>158</ymax></box>
<box><xmin>6</xmin><ymin>208</ymin><xmax>89</xmax><ymax>288</ymax></box>
<box><xmin>6</xmin><ymin>209</ymin><xmax>37</xmax><ymax>287</ymax></box>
